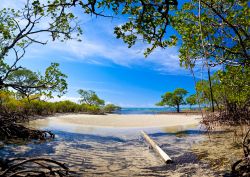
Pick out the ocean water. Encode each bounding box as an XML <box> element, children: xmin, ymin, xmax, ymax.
<box><xmin>114</xmin><ymin>107</ymin><xmax>177</xmax><ymax>114</ymax></box>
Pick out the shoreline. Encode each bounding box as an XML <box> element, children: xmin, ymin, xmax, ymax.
<box><xmin>28</xmin><ymin>110</ymin><xmax>203</xmax><ymax>120</ymax></box>
<box><xmin>29</xmin><ymin>113</ymin><xmax>202</xmax><ymax>128</ymax></box>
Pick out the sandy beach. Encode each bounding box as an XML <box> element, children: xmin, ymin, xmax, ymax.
<box><xmin>23</xmin><ymin>113</ymin><xmax>217</xmax><ymax>177</ymax></box>
<box><xmin>30</xmin><ymin>113</ymin><xmax>201</xmax><ymax>128</ymax></box>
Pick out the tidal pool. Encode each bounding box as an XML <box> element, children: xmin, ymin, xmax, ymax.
<box><xmin>0</xmin><ymin>116</ymin><xmax>240</xmax><ymax>177</ymax></box>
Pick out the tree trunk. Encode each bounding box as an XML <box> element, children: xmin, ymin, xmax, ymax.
<box><xmin>0</xmin><ymin>80</ymin><xmax>4</xmax><ymax>90</ymax></box>
<box><xmin>177</xmin><ymin>105</ymin><xmax>180</xmax><ymax>113</ymax></box>
<box><xmin>208</xmin><ymin>67</ymin><xmax>215</xmax><ymax>112</ymax></box>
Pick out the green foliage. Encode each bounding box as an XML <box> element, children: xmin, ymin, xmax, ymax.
<box><xmin>217</xmin><ymin>66</ymin><xmax>250</xmax><ymax>111</ymax></box>
<box><xmin>196</xmin><ymin>66</ymin><xmax>250</xmax><ymax>112</ymax></box>
<box><xmin>171</xmin><ymin>0</ymin><xmax>249</xmax><ymax>68</ymax></box>
<box><xmin>0</xmin><ymin>0</ymin><xmax>179</xmax><ymax>103</ymax></box>
<box><xmin>0</xmin><ymin>90</ymin><xmax>111</xmax><ymax>117</ymax></box>
<box><xmin>0</xmin><ymin>1</ymin><xmax>80</xmax><ymax>95</ymax></box>
<box><xmin>113</xmin><ymin>0</ymin><xmax>178</xmax><ymax>56</ymax></box>
<box><xmin>6</xmin><ymin>69</ymin><xmax>38</xmax><ymax>87</ymax></box>
<box><xmin>78</xmin><ymin>89</ymin><xmax>105</xmax><ymax>106</ymax></box>
<box><xmin>103</xmin><ymin>104</ymin><xmax>121</xmax><ymax>113</ymax></box>
<box><xmin>156</xmin><ymin>88</ymin><xmax>188</xmax><ymax>112</ymax></box>
<box><xmin>195</xmin><ymin>80</ymin><xmax>211</xmax><ymax>105</ymax></box>
<box><xmin>82</xmin><ymin>104</ymin><xmax>102</xmax><ymax>114</ymax></box>
<box><xmin>13</xmin><ymin>0</ymin><xmax>178</xmax><ymax>57</ymax></box>
<box><xmin>1</xmin><ymin>0</ymin><xmax>248</xmax><ymax>123</ymax></box>
<box><xmin>38</xmin><ymin>63</ymin><xmax>68</xmax><ymax>98</ymax></box>
<box><xmin>5</xmin><ymin>64</ymin><xmax>67</xmax><ymax>99</ymax></box>
<box><xmin>186</xmin><ymin>94</ymin><xmax>197</xmax><ymax>109</ymax></box>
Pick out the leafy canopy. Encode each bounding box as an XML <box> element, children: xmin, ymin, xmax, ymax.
<box><xmin>156</xmin><ymin>88</ymin><xmax>188</xmax><ymax>112</ymax></box>
<box><xmin>0</xmin><ymin>0</ymin><xmax>81</xmax><ymax>97</ymax></box>
<box><xmin>0</xmin><ymin>0</ymin><xmax>179</xmax><ymax>97</ymax></box>
<box><xmin>171</xmin><ymin>0</ymin><xmax>249</xmax><ymax>68</ymax></box>
<box><xmin>4</xmin><ymin>64</ymin><xmax>67</xmax><ymax>99</ymax></box>
<box><xmin>195</xmin><ymin>65</ymin><xmax>250</xmax><ymax>111</ymax></box>
<box><xmin>14</xmin><ymin>0</ymin><xmax>178</xmax><ymax>56</ymax></box>
<box><xmin>103</xmin><ymin>104</ymin><xmax>121</xmax><ymax>113</ymax></box>
<box><xmin>78</xmin><ymin>89</ymin><xmax>105</xmax><ymax>106</ymax></box>
<box><xmin>186</xmin><ymin>94</ymin><xmax>197</xmax><ymax>108</ymax></box>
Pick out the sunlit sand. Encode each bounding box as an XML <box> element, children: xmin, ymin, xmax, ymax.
<box><xmin>30</xmin><ymin>113</ymin><xmax>201</xmax><ymax>128</ymax></box>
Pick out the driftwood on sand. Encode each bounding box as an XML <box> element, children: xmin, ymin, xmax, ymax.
<box><xmin>141</xmin><ymin>131</ymin><xmax>172</xmax><ymax>164</ymax></box>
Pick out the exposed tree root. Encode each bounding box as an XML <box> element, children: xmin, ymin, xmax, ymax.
<box><xmin>231</xmin><ymin>129</ymin><xmax>250</xmax><ymax>177</ymax></box>
<box><xmin>0</xmin><ymin>157</ymin><xmax>71</xmax><ymax>177</ymax></box>
<box><xmin>201</xmin><ymin>111</ymin><xmax>250</xmax><ymax>176</ymax></box>
<box><xmin>201</xmin><ymin>110</ymin><xmax>250</xmax><ymax>130</ymax></box>
<box><xmin>0</xmin><ymin>115</ymin><xmax>70</xmax><ymax>176</ymax></box>
<box><xmin>0</xmin><ymin>111</ymin><xmax>54</xmax><ymax>141</ymax></box>
<box><xmin>0</xmin><ymin>122</ymin><xmax>54</xmax><ymax>140</ymax></box>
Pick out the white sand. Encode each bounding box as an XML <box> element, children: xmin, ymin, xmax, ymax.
<box><xmin>32</xmin><ymin>114</ymin><xmax>201</xmax><ymax>128</ymax></box>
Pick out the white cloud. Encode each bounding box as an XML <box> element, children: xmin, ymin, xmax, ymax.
<box><xmin>0</xmin><ymin>0</ymin><xmax>26</xmax><ymax>9</ymax></box>
<box><xmin>2</xmin><ymin>0</ymin><xmax>189</xmax><ymax>76</ymax></box>
<box><xmin>51</xmin><ymin>38</ymin><xmax>139</xmax><ymax>66</ymax></box>
<box><xmin>48</xmin><ymin>36</ymin><xmax>188</xmax><ymax>75</ymax></box>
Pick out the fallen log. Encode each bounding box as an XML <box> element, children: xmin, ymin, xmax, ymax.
<box><xmin>141</xmin><ymin>131</ymin><xmax>172</xmax><ymax>164</ymax></box>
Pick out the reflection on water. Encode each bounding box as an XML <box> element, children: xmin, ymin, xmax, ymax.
<box><xmin>0</xmin><ymin>118</ymin><xmax>218</xmax><ymax>176</ymax></box>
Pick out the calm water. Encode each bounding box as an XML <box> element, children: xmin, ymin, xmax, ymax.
<box><xmin>115</xmin><ymin>107</ymin><xmax>175</xmax><ymax>114</ymax></box>
<box><xmin>0</xmin><ymin>117</ymin><xmax>218</xmax><ymax>176</ymax></box>
<box><xmin>115</xmin><ymin>107</ymin><xmax>200</xmax><ymax>114</ymax></box>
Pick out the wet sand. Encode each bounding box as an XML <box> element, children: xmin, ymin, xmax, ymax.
<box><xmin>29</xmin><ymin>114</ymin><xmax>201</xmax><ymax>128</ymax></box>
<box><xmin>3</xmin><ymin>114</ymin><xmax>241</xmax><ymax>176</ymax></box>
<box><xmin>1</xmin><ymin>114</ymin><xmax>243</xmax><ymax>176</ymax></box>
<box><xmin>1</xmin><ymin>124</ymin><xmax>214</xmax><ymax>177</ymax></box>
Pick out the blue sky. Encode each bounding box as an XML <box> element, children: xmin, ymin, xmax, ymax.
<box><xmin>3</xmin><ymin>1</ymin><xmax>200</xmax><ymax>107</ymax></box>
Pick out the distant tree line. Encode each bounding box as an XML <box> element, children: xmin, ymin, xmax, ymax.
<box><xmin>0</xmin><ymin>89</ymin><xmax>121</xmax><ymax>121</ymax></box>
